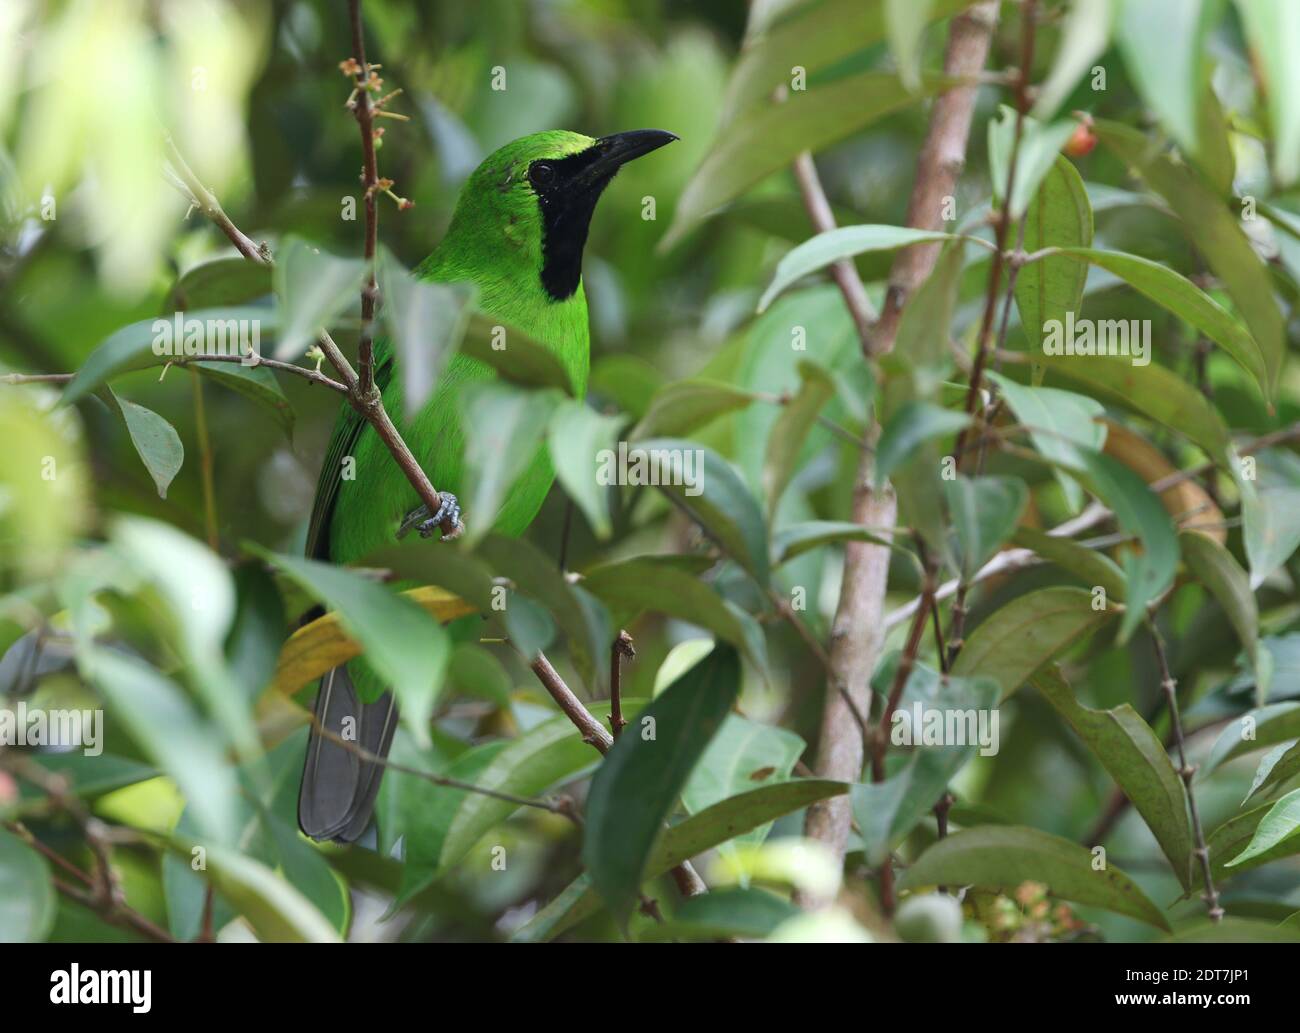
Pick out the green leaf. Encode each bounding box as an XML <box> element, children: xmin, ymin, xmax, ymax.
<box><xmin>1077</xmin><ymin>450</ymin><xmax>1178</xmax><ymax>642</ymax></box>
<box><xmin>1227</xmin><ymin>788</ymin><xmax>1300</xmax><ymax>868</ymax></box>
<box><xmin>0</xmin><ymin>828</ymin><xmax>55</xmax><ymax>942</ymax></box>
<box><xmin>945</xmin><ymin>475</ymin><xmax>1029</xmax><ymax>580</ymax></box>
<box><xmin>1011</xmin><ymin>526</ymin><xmax>1127</xmax><ymax>602</ymax></box>
<box><xmin>459</xmin><ymin>380</ymin><xmax>562</xmax><ymax>545</ymax></box>
<box><xmin>682</xmin><ymin>715</ymin><xmax>805</xmax><ymax>856</ymax></box>
<box><xmin>478</xmin><ymin>534</ymin><xmax>611</xmax><ymax>689</ymax></box>
<box><xmin>632</xmin><ymin>439</ymin><xmax>770</xmax><ymax>586</ymax></box>
<box><xmin>272</xmin><ymin>237</ymin><xmax>365</xmax><ymax>360</ymax></box>
<box><xmin>893</xmin><ymin>242</ymin><xmax>965</xmax><ymax>380</ymax></box>
<box><xmin>1116</xmin><ymin>0</ymin><xmax>1212</xmax><ymax>163</ymax></box>
<box><xmin>1233</xmin><ymin>0</ymin><xmax>1300</xmax><ymax>186</ymax></box>
<box><xmin>1054</xmin><ymin>247</ymin><xmax>1268</xmax><ymax>394</ymax></box>
<box><xmin>193</xmin><ymin>361</ymin><xmax>294</xmax><ymax>439</ymax></box>
<box><xmin>1034</xmin><ymin>665</ymin><xmax>1193</xmax><ymax>889</ymax></box>
<box><xmin>547</xmin><ymin>400</ymin><xmax>627</xmax><ymax>539</ymax></box>
<box><xmin>632</xmin><ymin>379</ymin><xmax>755</xmax><ymax>439</ymax></box>
<box><xmin>584</xmin><ymin>644</ymin><xmax>741</xmax><ymax>921</ymax></box>
<box><xmin>1032</xmin><ymin>0</ymin><xmax>1116</xmax><ymax>120</ymax></box>
<box><xmin>898</xmin><ymin>825</ymin><xmax>1171</xmax><ymax>930</ymax></box>
<box><xmin>1207</xmin><ymin>801</ymin><xmax>1300</xmax><ymax>881</ymax></box>
<box><xmin>513</xmin><ymin>778</ymin><xmax>848</xmax><ymax>942</ymax></box>
<box><xmin>380</xmin><ymin>252</ymin><xmax>474</xmax><ymax>413</ymax></box>
<box><xmin>852</xmin><ymin>668</ymin><xmax>999</xmax><ymax>864</ymax></box>
<box><xmin>1034</xmin><ymin>354</ymin><xmax>1231</xmax><ymax>468</ymax></box>
<box><xmin>1180</xmin><ymin>531</ymin><xmax>1259</xmax><ymax>684</ymax></box>
<box><xmin>171</xmin><ymin>255</ymin><xmax>272</xmax><ymax>309</ymax></box>
<box><xmin>82</xmin><ymin>647</ymin><xmax>240</xmax><ymax>845</ymax></box>
<box><xmin>1203</xmin><ymin>702</ymin><xmax>1300</xmax><ymax>778</ymax></box>
<box><xmin>62</xmin><ymin>306</ymin><xmax>276</xmax><ymax>404</ymax></box>
<box><xmin>986</xmin><ymin>372</ymin><xmax>1104</xmax><ymax>510</ymax></box>
<box><xmin>988</xmin><ymin>107</ymin><xmax>1079</xmax><ymax>219</ymax></box>
<box><xmin>250</xmin><ymin>548</ymin><xmax>449</xmax><ymax>743</ymax></box>
<box><xmin>772</xmin><ymin>520</ymin><xmax>898</xmax><ymax>565</ymax></box>
<box><xmin>170</xmin><ymin>840</ymin><xmax>341</xmax><ymax>943</ymax></box>
<box><xmin>97</xmin><ymin>388</ymin><xmax>184</xmax><ymax>499</ymax></box>
<box><xmin>873</xmin><ymin>401</ymin><xmax>969</xmax><ymax>489</ymax></box>
<box><xmin>459</xmin><ymin>313</ymin><xmax>578</xmax><ymax>394</ymax></box>
<box><xmin>1098</xmin><ymin>121</ymin><xmax>1285</xmax><ymax>396</ymax></box>
<box><xmin>1240</xmin><ymin>448</ymin><xmax>1300</xmax><ymax>590</ymax></box>
<box><xmin>763</xmin><ymin>361</ymin><xmax>835</xmax><ymax>515</ymax></box>
<box><xmin>581</xmin><ymin>557</ymin><xmax>768</xmax><ymax>674</ymax></box>
<box><xmin>439</xmin><ymin>701</ymin><xmax>642</xmax><ymax>875</ymax></box>
<box><xmin>1245</xmin><ymin>740</ymin><xmax>1300</xmax><ymax>804</ymax></box>
<box><xmin>660</xmin><ymin>887</ymin><xmax>800</xmax><ymax>940</ymax></box>
<box><xmin>758</xmin><ymin>226</ymin><xmax>960</xmax><ymax>313</ymax></box>
<box><xmin>951</xmin><ymin>587</ymin><xmax>1114</xmax><ymax>700</ymax></box>
<box><xmin>665</xmin><ymin>72</ymin><xmax>952</xmax><ymax>249</ymax></box>
<box><xmin>885</xmin><ymin>0</ymin><xmax>933</xmax><ymax>92</ymax></box>
<box><xmin>1014</xmin><ymin>157</ymin><xmax>1093</xmax><ymax>368</ymax></box>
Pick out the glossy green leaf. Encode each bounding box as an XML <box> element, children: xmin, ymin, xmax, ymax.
<box><xmin>873</xmin><ymin>401</ymin><xmax>969</xmax><ymax>488</ymax></box>
<box><xmin>82</xmin><ymin>647</ymin><xmax>240</xmax><ymax>845</ymax></box>
<box><xmin>97</xmin><ymin>387</ymin><xmax>184</xmax><ymax>499</ymax></box>
<box><xmin>986</xmin><ymin>372</ymin><xmax>1105</xmax><ymax>510</ymax></box>
<box><xmin>1015</xmin><ymin>157</ymin><xmax>1093</xmax><ymax>368</ymax></box>
<box><xmin>1098</xmin><ymin>121</ymin><xmax>1284</xmax><ymax>395</ymax></box>
<box><xmin>459</xmin><ymin>313</ymin><xmax>576</xmax><ymax>394</ymax></box>
<box><xmin>632</xmin><ymin>379</ymin><xmax>755</xmax><ymax>439</ymax></box>
<box><xmin>548</xmin><ymin>400</ymin><xmax>627</xmax><ymax>539</ymax></box>
<box><xmin>666</xmin><ymin>73</ymin><xmax>951</xmax><ymax>249</ymax></box>
<box><xmin>584</xmin><ymin>644</ymin><xmax>741</xmax><ymax>921</ymax></box>
<box><xmin>885</xmin><ymin>0</ymin><xmax>933</xmax><ymax>92</ymax></box>
<box><xmin>272</xmin><ymin>237</ymin><xmax>365</xmax><ymax>360</ymax></box>
<box><xmin>459</xmin><ymin>380</ymin><xmax>562</xmax><ymax>544</ymax></box>
<box><xmin>898</xmin><ymin>825</ymin><xmax>1171</xmax><ymax>930</ymax></box>
<box><xmin>1234</xmin><ymin>0</ymin><xmax>1300</xmax><ymax>186</ymax></box>
<box><xmin>0</xmin><ymin>829</ymin><xmax>55</xmax><ymax>943</ymax></box>
<box><xmin>1032</xmin><ymin>0</ymin><xmax>1116</xmax><ymax>120</ymax></box>
<box><xmin>632</xmin><ymin>439</ymin><xmax>770</xmax><ymax>585</ymax></box>
<box><xmin>193</xmin><ymin>361</ymin><xmax>294</xmax><ymax>438</ymax></box>
<box><xmin>660</xmin><ymin>887</ymin><xmax>799</xmax><ymax>940</ymax></box>
<box><xmin>380</xmin><ymin>251</ymin><xmax>474</xmax><ymax>413</ymax></box>
<box><xmin>1055</xmin><ymin>247</ymin><xmax>1268</xmax><ymax>393</ymax></box>
<box><xmin>1034</xmin><ymin>665</ymin><xmax>1192</xmax><ymax>889</ymax></box>
<box><xmin>951</xmin><ymin>587</ymin><xmax>1114</xmax><ymax>700</ymax></box>
<box><xmin>1180</xmin><ymin>531</ymin><xmax>1259</xmax><ymax>682</ymax></box>
<box><xmin>62</xmin><ymin>306</ymin><xmax>276</xmax><ymax>404</ymax></box>
<box><xmin>682</xmin><ymin>715</ymin><xmax>805</xmax><ymax>855</ymax></box>
<box><xmin>1207</xmin><ymin>801</ymin><xmax>1300</xmax><ymax>882</ymax></box>
<box><xmin>763</xmin><ymin>361</ymin><xmax>835</xmax><ymax>515</ymax></box>
<box><xmin>758</xmin><ymin>226</ymin><xmax>959</xmax><ymax>313</ymax></box>
<box><xmin>1203</xmin><ymin>702</ymin><xmax>1300</xmax><ymax>778</ymax></box>
<box><xmin>772</xmin><ymin>520</ymin><xmax>899</xmax><ymax>565</ymax></box>
<box><xmin>945</xmin><ymin>475</ymin><xmax>1029</xmax><ymax>580</ymax></box>
<box><xmin>171</xmin><ymin>255</ymin><xmax>272</xmax><ymax>309</ymax></box>
<box><xmin>1240</xmin><ymin>448</ymin><xmax>1300</xmax><ymax>590</ymax></box>
<box><xmin>852</xmin><ymin>668</ymin><xmax>999</xmax><ymax>864</ymax></box>
<box><xmin>988</xmin><ymin>106</ymin><xmax>1079</xmax><ymax>219</ymax></box>
<box><xmin>513</xmin><ymin>778</ymin><xmax>848</xmax><ymax>942</ymax></box>
<box><xmin>1011</xmin><ymin>526</ymin><xmax>1127</xmax><ymax>601</ymax></box>
<box><xmin>1227</xmin><ymin>788</ymin><xmax>1300</xmax><ymax>868</ymax></box>
<box><xmin>1245</xmin><ymin>740</ymin><xmax>1300</xmax><ymax>804</ymax></box>
<box><xmin>250</xmin><ymin>548</ymin><xmax>449</xmax><ymax>741</ymax></box>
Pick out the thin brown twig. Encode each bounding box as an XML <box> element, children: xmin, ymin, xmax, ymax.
<box><xmin>1149</xmin><ymin>623</ymin><xmax>1223</xmax><ymax>922</ymax></box>
<box><xmin>609</xmin><ymin>631</ymin><xmax>633</xmax><ymax>739</ymax></box>
<box><xmin>346</xmin><ymin>0</ymin><xmax>381</xmax><ymax>397</ymax></box>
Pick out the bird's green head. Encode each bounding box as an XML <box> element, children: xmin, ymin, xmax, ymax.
<box><xmin>443</xmin><ymin>128</ymin><xmax>677</xmax><ymax>302</ymax></box>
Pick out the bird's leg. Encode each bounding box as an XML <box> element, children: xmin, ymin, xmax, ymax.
<box><xmin>396</xmin><ymin>492</ymin><xmax>462</xmax><ymax>540</ymax></box>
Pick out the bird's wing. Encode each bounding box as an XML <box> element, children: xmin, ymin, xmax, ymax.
<box><xmin>304</xmin><ymin>339</ymin><xmax>394</xmax><ymax>560</ymax></box>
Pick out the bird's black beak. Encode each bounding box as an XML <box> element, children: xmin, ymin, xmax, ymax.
<box><xmin>583</xmin><ymin>129</ymin><xmax>678</xmax><ymax>182</ymax></box>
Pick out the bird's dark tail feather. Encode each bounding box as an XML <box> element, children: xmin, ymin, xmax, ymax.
<box><xmin>298</xmin><ymin>666</ymin><xmax>397</xmax><ymax>843</ymax></box>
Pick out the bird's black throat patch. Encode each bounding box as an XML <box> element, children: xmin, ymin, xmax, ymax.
<box><xmin>530</xmin><ymin>148</ymin><xmax>618</xmax><ymax>302</ymax></box>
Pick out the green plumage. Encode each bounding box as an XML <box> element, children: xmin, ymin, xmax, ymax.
<box><xmin>297</xmin><ymin>127</ymin><xmax>675</xmax><ymax>842</ymax></box>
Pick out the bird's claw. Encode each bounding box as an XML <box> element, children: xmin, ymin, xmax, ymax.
<box><xmin>397</xmin><ymin>492</ymin><xmax>462</xmax><ymax>540</ymax></box>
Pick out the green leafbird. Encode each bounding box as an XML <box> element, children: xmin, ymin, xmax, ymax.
<box><xmin>298</xmin><ymin>128</ymin><xmax>677</xmax><ymax>842</ymax></box>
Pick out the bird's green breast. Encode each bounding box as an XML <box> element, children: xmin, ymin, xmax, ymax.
<box><xmin>325</xmin><ymin>267</ymin><xmax>589</xmax><ymax>567</ymax></box>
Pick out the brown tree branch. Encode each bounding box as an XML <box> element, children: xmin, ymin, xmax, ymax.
<box><xmin>346</xmin><ymin>0</ymin><xmax>381</xmax><ymax>397</ymax></box>
<box><xmin>796</xmin><ymin>1</ymin><xmax>998</xmax><ymax>909</ymax></box>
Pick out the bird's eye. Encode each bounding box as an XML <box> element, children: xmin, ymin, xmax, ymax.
<box><xmin>530</xmin><ymin>162</ymin><xmax>555</xmax><ymax>188</ymax></box>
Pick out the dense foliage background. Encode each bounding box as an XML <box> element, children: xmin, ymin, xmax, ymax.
<box><xmin>2</xmin><ymin>0</ymin><xmax>1300</xmax><ymax>944</ymax></box>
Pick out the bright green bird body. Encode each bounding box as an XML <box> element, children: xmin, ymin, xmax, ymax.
<box><xmin>299</xmin><ymin>127</ymin><xmax>676</xmax><ymax>843</ymax></box>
